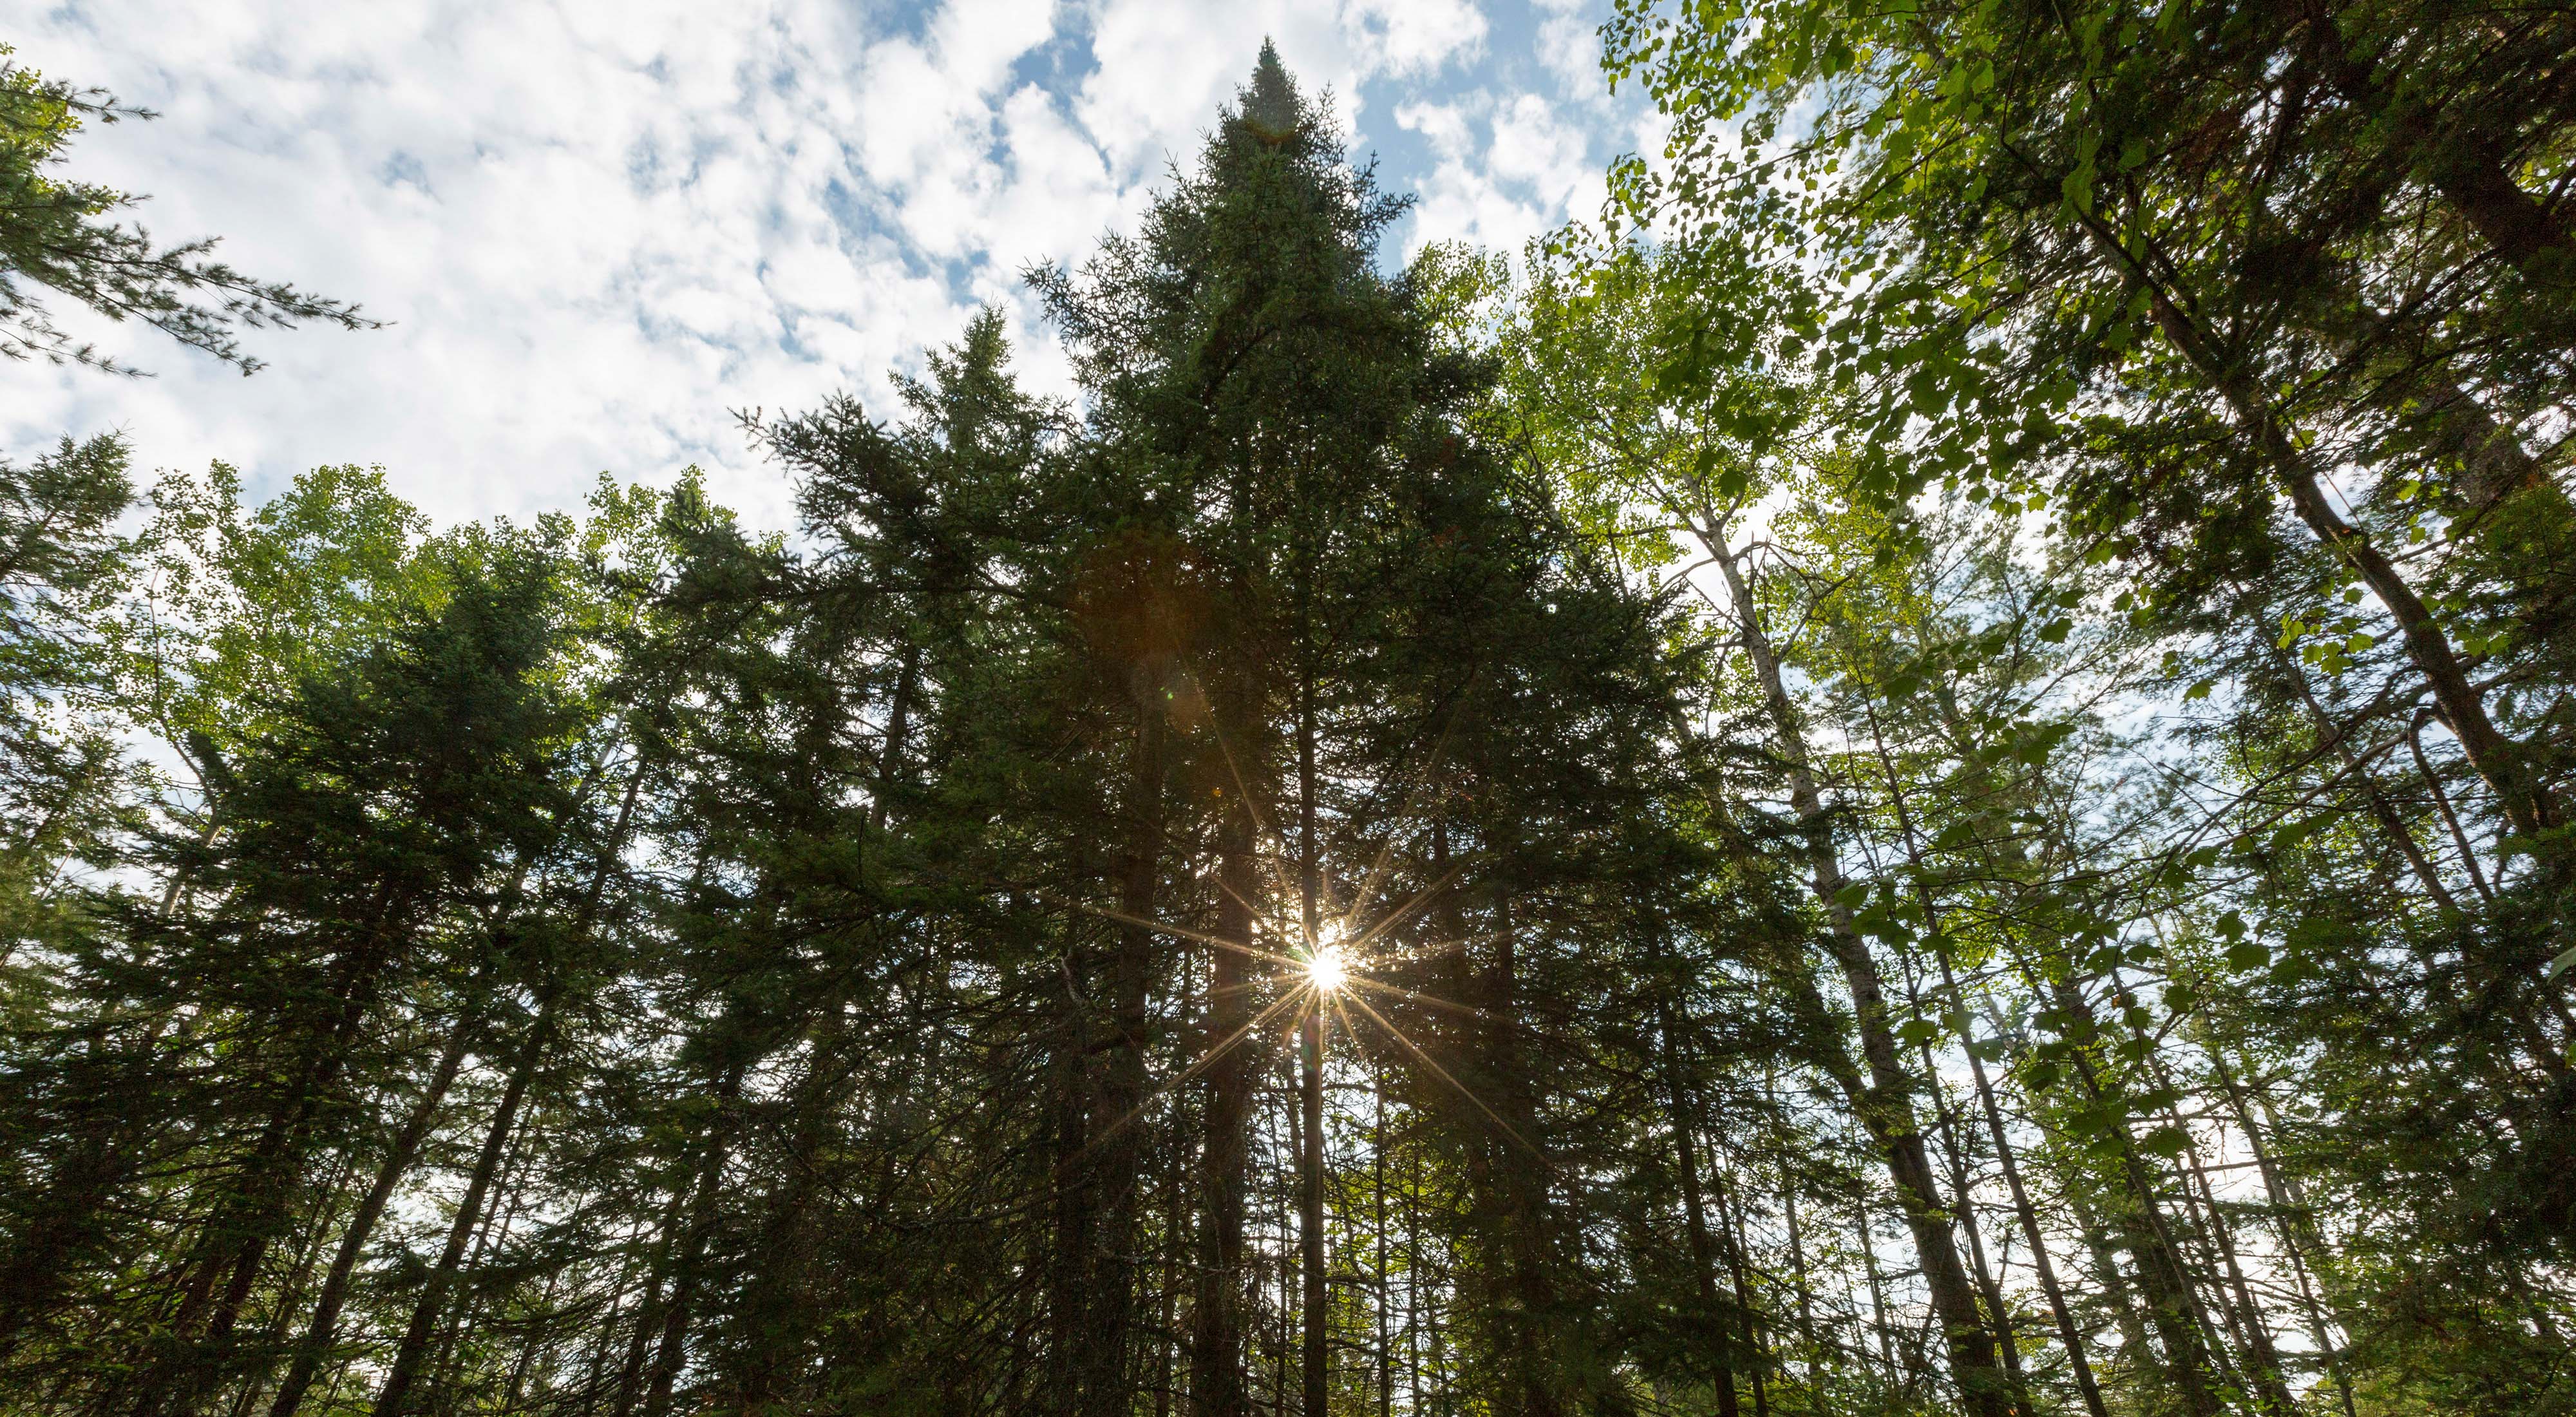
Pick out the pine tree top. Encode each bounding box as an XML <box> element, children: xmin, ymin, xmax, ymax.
<box><xmin>1240</xmin><ymin>39</ymin><xmax>1300</xmax><ymax>144</ymax></box>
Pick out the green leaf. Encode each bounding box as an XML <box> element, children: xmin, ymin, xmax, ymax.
<box><xmin>2224</xmin><ymin>940</ymin><xmax>2268</xmax><ymax>972</ymax></box>
<box><xmin>2545</xmin><ymin>947</ymin><xmax>2576</xmax><ymax>984</ymax></box>
<box><xmin>2139</xmin><ymin>1124</ymin><xmax>2192</xmax><ymax>1157</ymax></box>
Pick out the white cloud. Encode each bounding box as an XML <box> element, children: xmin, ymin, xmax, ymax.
<box><xmin>1535</xmin><ymin>11</ymin><xmax>1604</xmax><ymax>102</ymax></box>
<box><xmin>1490</xmin><ymin>95</ymin><xmax>1592</xmax><ymax>207</ymax></box>
<box><xmin>3</xmin><ymin>0</ymin><xmax>1641</xmax><ymax>532</ymax></box>
<box><xmin>1397</xmin><ymin>88</ymin><xmax>1603</xmax><ymax>258</ymax></box>
<box><xmin>1396</xmin><ymin>100</ymin><xmax>1477</xmax><ymax>162</ymax></box>
<box><xmin>1346</xmin><ymin>0</ymin><xmax>1489</xmax><ymax>73</ymax></box>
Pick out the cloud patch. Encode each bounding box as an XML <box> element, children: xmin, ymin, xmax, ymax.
<box><xmin>4</xmin><ymin>1</ymin><xmax>1642</xmax><ymax>529</ymax></box>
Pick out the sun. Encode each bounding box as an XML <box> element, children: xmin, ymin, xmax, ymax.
<box><xmin>1305</xmin><ymin>944</ymin><xmax>1349</xmax><ymax>994</ymax></box>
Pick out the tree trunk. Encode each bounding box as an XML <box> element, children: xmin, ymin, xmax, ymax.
<box><xmin>2045</xmin><ymin>985</ymin><xmax>2231</xmax><ymax>1417</ymax></box>
<box><xmin>1651</xmin><ymin>993</ymin><xmax>1743</xmax><ymax>1417</ymax></box>
<box><xmin>1191</xmin><ymin>821</ymin><xmax>1258</xmax><ymax>1417</ymax></box>
<box><xmin>639</xmin><ymin>1059</ymin><xmax>747</xmax><ymax>1417</ymax></box>
<box><xmin>2085</xmin><ymin>218</ymin><xmax>2558</xmax><ymax>842</ymax></box>
<box><xmin>368</xmin><ymin>1002</ymin><xmax>549</xmax><ymax>1417</ymax></box>
<box><xmin>1940</xmin><ymin>957</ymin><xmax>2112</xmax><ymax>1417</ymax></box>
<box><xmin>265</xmin><ymin>1009</ymin><xmax>475</xmax><ymax>1417</ymax></box>
<box><xmin>2289</xmin><ymin>0</ymin><xmax>2575</xmax><ymax>280</ymax></box>
<box><xmin>1298</xmin><ymin>1007</ymin><xmax>1327</xmax><ymax>1417</ymax></box>
<box><xmin>132</xmin><ymin>880</ymin><xmax>411</xmax><ymax>1417</ymax></box>
<box><xmin>1711</xmin><ymin>1159</ymin><xmax>1773</xmax><ymax>1417</ymax></box>
<box><xmin>1862</xmin><ymin>698</ymin><xmax>2112</xmax><ymax>1417</ymax></box>
<box><xmin>1707</xmin><ymin>537</ymin><xmax>2016</xmax><ymax>1417</ymax></box>
<box><xmin>1296</xmin><ymin>655</ymin><xmax>1327</xmax><ymax>1417</ymax></box>
<box><xmin>2200</xmin><ymin>1037</ymin><xmax>2359</xmax><ymax>1417</ymax></box>
<box><xmin>1062</xmin><ymin>674</ymin><xmax>1170</xmax><ymax>1417</ymax></box>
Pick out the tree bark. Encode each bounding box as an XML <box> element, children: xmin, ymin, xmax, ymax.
<box><xmin>639</xmin><ymin>1059</ymin><xmax>747</xmax><ymax>1417</ymax></box>
<box><xmin>2090</xmin><ymin>218</ymin><xmax>2558</xmax><ymax>842</ymax></box>
<box><xmin>1296</xmin><ymin>652</ymin><xmax>1327</xmax><ymax>1417</ymax></box>
<box><xmin>2289</xmin><ymin>0</ymin><xmax>2575</xmax><ymax>280</ymax></box>
<box><xmin>1708</xmin><ymin>537</ymin><xmax>2016</xmax><ymax>1417</ymax></box>
<box><xmin>1940</xmin><ymin>958</ymin><xmax>2112</xmax><ymax>1417</ymax></box>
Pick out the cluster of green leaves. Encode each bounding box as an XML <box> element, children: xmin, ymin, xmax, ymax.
<box><xmin>1563</xmin><ymin>0</ymin><xmax>2576</xmax><ymax>1408</ymax></box>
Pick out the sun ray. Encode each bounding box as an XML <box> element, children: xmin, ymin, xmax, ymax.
<box><xmin>1305</xmin><ymin>941</ymin><xmax>1348</xmax><ymax>993</ymax></box>
<box><xmin>1342</xmin><ymin>972</ymin><xmax>1500</xmax><ymax>1022</ymax></box>
<box><xmin>1327</xmin><ymin>705</ymin><xmax>1466</xmax><ymax>939</ymax></box>
<box><xmin>1337</xmin><ymin>860</ymin><xmax>1471</xmax><ymax>958</ymax></box>
<box><xmin>1356</xmin><ymin>926</ymin><xmax>1515</xmax><ymax>964</ymax></box>
<box><xmin>1206</xmin><ymin>703</ymin><xmax>1280</xmax><ymax>843</ymax></box>
<box><xmin>1337</xmin><ymin>988</ymin><xmax>1544</xmax><ymax>1162</ymax></box>
<box><xmin>1201</xmin><ymin>703</ymin><xmax>1316</xmax><ymax>911</ymax></box>
<box><xmin>1074</xmin><ymin>983</ymin><xmax>1312</xmax><ymax>1162</ymax></box>
<box><xmin>1072</xmin><ymin>901</ymin><xmax>1311</xmax><ymax>974</ymax></box>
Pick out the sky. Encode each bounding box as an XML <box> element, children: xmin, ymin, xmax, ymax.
<box><xmin>6</xmin><ymin>0</ymin><xmax>1657</xmax><ymax>531</ymax></box>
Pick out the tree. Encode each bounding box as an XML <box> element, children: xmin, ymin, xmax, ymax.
<box><xmin>0</xmin><ymin>45</ymin><xmax>374</xmax><ymax>375</ymax></box>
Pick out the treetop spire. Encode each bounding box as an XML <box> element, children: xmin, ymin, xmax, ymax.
<box><xmin>1240</xmin><ymin>39</ymin><xmax>1302</xmax><ymax>142</ymax></box>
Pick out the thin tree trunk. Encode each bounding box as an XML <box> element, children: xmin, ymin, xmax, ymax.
<box><xmin>1296</xmin><ymin>652</ymin><xmax>1326</xmax><ymax>1417</ymax></box>
<box><xmin>228</xmin><ymin>1149</ymin><xmax>359</xmax><ymax>1417</ymax></box>
<box><xmin>1855</xmin><ymin>1192</ymin><xmax>1897</xmax><ymax>1376</ymax></box>
<box><xmin>133</xmin><ymin>880</ymin><xmax>411</xmax><ymax>1417</ymax></box>
<box><xmin>1651</xmin><ymin>993</ymin><xmax>1743</xmax><ymax>1417</ymax></box>
<box><xmin>607</xmin><ymin>1199</ymin><xmax>684</xmax><ymax>1417</ymax></box>
<box><xmin>1894</xmin><ymin>938</ymin><xmax>2027</xmax><ymax>1398</ymax></box>
<box><xmin>1707</xmin><ymin>535</ymin><xmax>2014</xmax><ymax>1417</ymax></box>
<box><xmin>1066</xmin><ymin>670</ymin><xmax>1171</xmax><ymax>1417</ymax></box>
<box><xmin>2409</xmin><ymin>714</ymin><xmax>2498</xmax><ymax>902</ymax></box>
<box><xmin>2289</xmin><ymin>0</ymin><xmax>2576</xmax><ymax>278</ymax></box>
<box><xmin>2274</xmin><ymin>649</ymin><xmax>2463</xmax><ymax>912</ymax></box>
<box><xmin>1297</xmin><ymin>1006</ymin><xmax>1326</xmax><ymax>1417</ymax></box>
<box><xmin>639</xmin><ymin>1058</ymin><xmax>747</xmax><ymax>1417</ymax></box>
<box><xmin>425</xmin><ymin>1120</ymin><xmax>534</xmax><ymax>1405</ymax></box>
<box><xmin>1942</xmin><ymin>959</ymin><xmax>2112</xmax><ymax>1417</ymax></box>
<box><xmin>368</xmin><ymin>1002</ymin><xmax>550</xmax><ymax>1417</ymax></box>
<box><xmin>2054</xmin><ymin>989</ymin><xmax>2233</xmax><ymax>1417</ymax></box>
<box><xmin>1862</xmin><ymin>694</ymin><xmax>2113</xmax><ymax>1417</ymax></box>
<box><xmin>2200</xmin><ymin>1038</ymin><xmax>2358</xmax><ymax>1417</ymax></box>
<box><xmin>1374</xmin><ymin>1076</ymin><xmax>1391</xmax><ymax>1417</ymax></box>
<box><xmin>573</xmin><ymin>1245</ymin><xmax>639</xmax><ymax>1417</ymax></box>
<box><xmin>1770</xmin><ymin>1068</ymin><xmax>1820</xmax><ymax>1365</ymax></box>
<box><xmin>265</xmin><ymin>1011</ymin><xmax>475</xmax><ymax>1417</ymax></box>
<box><xmin>1192</xmin><ymin>819</ymin><xmax>1258</xmax><ymax>1417</ymax></box>
<box><xmin>2170</xmin><ymin>1119</ymin><xmax>2297</xmax><ymax>1416</ymax></box>
<box><xmin>1712</xmin><ymin>1159</ymin><xmax>1773</xmax><ymax>1417</ymax></box>
<box><xmin>2069</xmin><ymin>208</ymin><xmax>2557</xmax><ymax>842</ymax></box>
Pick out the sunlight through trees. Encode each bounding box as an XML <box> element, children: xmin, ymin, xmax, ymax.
<box><xmin>1</xmin><ymin>13</ymin><xmax>2571</xmax><ymax>1417</ymax></box>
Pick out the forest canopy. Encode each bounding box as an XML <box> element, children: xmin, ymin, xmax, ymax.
<box><xmin>0</xmin><ymin>15</ymin><xmax>2570</xmax><ymax>1417</ymax></box>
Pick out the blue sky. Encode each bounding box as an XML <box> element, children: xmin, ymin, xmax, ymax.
<box><xmin>7</xmin><ymin>1</ymin><xmax>1655</xmax><ymax>529</ymax></box>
